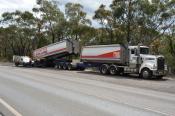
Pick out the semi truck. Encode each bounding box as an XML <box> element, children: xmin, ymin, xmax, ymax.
<box><xmin>80</xmin><ymin>44</ymin><xmax>167</xmax><ymax>79</ymax></box>
<box><xmin>14</xmin><ymin>39</ymin><xmax>167</xmax><ymax>79</ymax></box>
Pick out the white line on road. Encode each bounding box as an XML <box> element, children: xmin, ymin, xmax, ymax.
<box><xmin>0</xmin><ymin>98</ymin><xmax>22</xmax><ymax>116</ymax></box>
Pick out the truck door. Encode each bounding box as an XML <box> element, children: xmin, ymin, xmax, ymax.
<box><xmin>129</xmin><ymin>49</ymin><xmax>138</xmax><ymax>68</ymax></box>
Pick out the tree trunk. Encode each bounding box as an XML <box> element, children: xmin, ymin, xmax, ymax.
<box><xmin>127</xmin><ymin>0</ymin><xmax>132</xmax><ymax>44</ymax></box>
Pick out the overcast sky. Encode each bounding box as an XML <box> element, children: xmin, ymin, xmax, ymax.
<box><xmin>0</xmin><ymin>0</ymin><xmax>112</xmax><ymax>27</ymax></box>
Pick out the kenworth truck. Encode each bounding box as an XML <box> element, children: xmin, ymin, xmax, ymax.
<box><xmin>80</xmin><ymin>44</ymin><xmax>167</xmax><ymax>79</ymax></box>
<box><xmin>14</xmin><ymin>39</ymin><xmax>167</xmax><ymax>79</ymax></box>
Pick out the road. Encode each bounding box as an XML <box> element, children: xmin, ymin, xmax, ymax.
<box><xmin>0</xmin><ymin>65</ymin><xmax>175</xmax><ymax>116</ymax></box>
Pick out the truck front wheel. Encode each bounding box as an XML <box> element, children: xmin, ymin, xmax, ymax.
<box><xmin>15</xmin><ymin>63</ymin><xmax>19</xmax><ymax>67</ymax></box>
<box><xmin>156</xmin><ymin>76</ymin><xmax>163</xmax><ymax>79</ymax></box>
<box><xmin>100</xmin><ymin>64</ymin><xmax>109</xmax><ymax>75</ymax></box>
<box><xmin>140</xmin><ymin>68</ymin><xmax>152</xmax><ymax>79</ymax></box>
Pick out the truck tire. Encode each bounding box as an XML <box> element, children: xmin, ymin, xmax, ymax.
<box><xmin>63</xmin><ymin>63</ymin><xmax>68</xmax><ymax>70</ymax></box>
<box><xmin>140</xmin><ymin>68</ymin><xmax>152</xmax><ymax>79</ymax></box>
<box><xmin>109</xmin><ymin>65</ymin><xmax>117</xmax><ymax>75</ymax></box>
<box><xmin>67</xmin><ymin>64</ymin><xmax>72</xmax><ymax>70</ymax></box>
<box><xmin>156</xmin><ymin>76</ymin><xmax>163</xmax><ymax>80</ymax></box>
<box><xmin>79</xmin><ymin>67</ymin><xmax>85</xmax><ymax>71</ymax></box>
<box><xmin>58</xmin><ymin>64</ymin><xmax>62</xmax><ymax>70</ymax></box>
<box><xmin>54</xmin><ymin>64</ymin><xmax>58</xmax><ymax>69</ymax></box>
<box><xmin>100</xmin><ymin>64</ymin><xmax>109</xmax><ymax>75</ymax></box>
<box><xmin>23</xmin><ymin>63</ymin><xmax>26</xmax><ymax>67</ymax></box>
<box><xmin>15</xmin><ymin>63</ymin><xmax>19</xmax><ymax>67</ymax></box>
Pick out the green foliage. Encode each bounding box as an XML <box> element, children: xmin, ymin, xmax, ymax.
<box><xmin>160</xmin><ymin>37</ymin><xmax>175</xmax><ymax>73</ymax></box>
<box><xmin>65</xmin><ymin>2</ymin><xmax>91</xmax><ymax>41</ymax></box>
<box><xmin>0</xmin><ymin>11</ymin><xmax>36</xmax><ymax>56</ymax></box>
<box><xmin>33</xmin><ymin>0</ymin><xmax>65</xmax><ymax>43</ymax></box>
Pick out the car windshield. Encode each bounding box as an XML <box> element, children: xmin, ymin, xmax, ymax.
<box><xmin>140</xmin><ymin>47</ymin><xmax>149</xmax><ymax>54</ymax></box>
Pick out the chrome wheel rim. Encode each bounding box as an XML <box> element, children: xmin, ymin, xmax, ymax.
<box><xmin>110</xmin><ymin>68</ymin><xmax>116</xmax><ymax>75</ymax></box>
<box><xmin>143</xmin><ymin>70</ymin><xmax>149</xmax><ymax>78</ymax></box>
<box><xmin>102</xmin><ymin>68</ymin><xmax>107</xmax><ymax>74</ymax></box>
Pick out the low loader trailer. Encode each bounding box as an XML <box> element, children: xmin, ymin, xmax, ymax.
<box><xmin>14</xmin><ymin>39</ymin><xmax>168</xmax><ymax>79</ymax></box>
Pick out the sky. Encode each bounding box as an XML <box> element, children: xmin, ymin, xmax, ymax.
<box><xmin>0</xmin><ymin>0</ymin><xmax>113</xmax><ymax>27</ymax></box>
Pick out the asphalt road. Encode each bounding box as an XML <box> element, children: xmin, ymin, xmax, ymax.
<box><xmin>0</xmin><ymin>65</ymin><xmax>175</xmax><ymax>116</ymax></box>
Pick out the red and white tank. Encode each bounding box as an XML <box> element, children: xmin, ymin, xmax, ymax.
<box><xmin>33</xmin><ymin>39</ymin><xmax>79</xmax><ymax>59</ymax></box>
<box><xmin>81</xmin><ymin>44</ymin><xmax>128</xmax><ymax>64</ymax></box>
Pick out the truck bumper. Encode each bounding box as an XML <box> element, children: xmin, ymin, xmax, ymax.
<box><xmin>152</xmin><ymin>70</ymin><xmax>168</xmax><ymax>76</ymax></box>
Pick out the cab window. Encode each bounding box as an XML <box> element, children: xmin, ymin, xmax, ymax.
<box><xmin>131</xmin><ymin>49</ymin><xmax>135</xmax><ymax>54</ymax></box>
<box><xmin>140</xmin><ymin>48</ymin><xmax>149</xmax><ymax>54</ymax></box>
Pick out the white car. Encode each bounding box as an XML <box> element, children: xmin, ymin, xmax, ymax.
<box><xmin>13</xmin><ymin>55</ymin><xmax>32</xmax><ymax>67</ymax></box>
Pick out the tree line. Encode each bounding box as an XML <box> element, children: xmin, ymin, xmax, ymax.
<box><xmin>0</xmin><ymin>0</ymin><xmax>175</xmax><ymax>73</ymax></box>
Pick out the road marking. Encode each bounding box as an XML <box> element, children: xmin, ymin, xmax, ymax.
<box><xmin>0</xmin><ymin>98</ymin><xmax>22</xmax><ymax>116</ymax></box>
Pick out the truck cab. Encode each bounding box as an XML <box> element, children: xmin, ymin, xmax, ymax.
<box><xmin>128</xmin><ymin>45</ymin><xmax>168</xmax><ymax>79</ymax></box>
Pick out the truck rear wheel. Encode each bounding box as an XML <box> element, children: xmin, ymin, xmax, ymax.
<box><xmin>141</xmin><ymin>68</ymin><xmax>152</xmax><ymax>79</ymax></box>
<box><xmin>100</xmin><ymin>64</ymin><xmax>109</xmax><ymax>75</ymax></box>
<box><xmin>109</xmin><ymin>65</ymin><xmax>117</xmax><ymax>75</ymax></box>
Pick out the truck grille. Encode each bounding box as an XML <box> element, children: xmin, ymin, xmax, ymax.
<box><xmin>157</xmin><ymin>57</ymin><xmax>165</xmax><ymax>70</ymax></box>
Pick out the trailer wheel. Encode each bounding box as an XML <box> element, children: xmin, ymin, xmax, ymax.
<box><xmin>63</xmin><ymin>63</ymin><xmax>68</xmax><ymax>70</ymax></box>
<box><xmin>79</xmin><ymin>67</ymin><xmax>85</xmax><ymax>71</ymax></box>
<box><xmin>140</xmin><ymin>68</ymin><xmax>152</xmax><ymax>79</ymax></box>
<box><xmin>100</xmin><ymin>64</ymin><xmax>109</xmax><ymax>75</ymax></box>
<box><xmin>54</xmin><ymin>64</ymin><xmax>58</xmax><ymax>69</ymax></box>
<box><xmin>109</xmin><ymin>65</ymin><xmax>117</xmax><ymax>75</ymax></box>
<box><xmin>58</xmin><ymin>64</ymin><xmax>62</xmax><ymax>69</ymax></box>
<box><xmin>67</xmin><ymin>64</ymin><xmax>72</xmax><ymax>70</ymax></box>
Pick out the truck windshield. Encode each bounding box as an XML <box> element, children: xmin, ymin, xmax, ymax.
<box><xmin>140</xmin><ymin>48</ymin><xmax>149</xmax><ymax>54</ymax></box>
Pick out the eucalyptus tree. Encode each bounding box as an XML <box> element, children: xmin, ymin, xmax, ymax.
<box><xmin>0</xmin><ymin>11</ymin><xmax>36</xmax><ymax>56</ymax></box>
<box><xmin>94</xmin><ymin>0</ymin><xmax>175</xmax><ymax>45</ymax></box>
<box><xmin>65</xmin><ymin>2</ymin><xmax>91</xmax><ymax>41</ymax></box>
<box><xmin>34</xmin><ymin>0</ymin><xmax>65</xmax><ymax>43</ymax></box>
<box><xmin>93</xmin><ymin>4</ymin><xmax>115</xmax><ymax>44</ymax></box>
<box><xmin>112</xmin><ymin>0</ymin><xmax>174</xmax><ymax>44</ymax></box>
